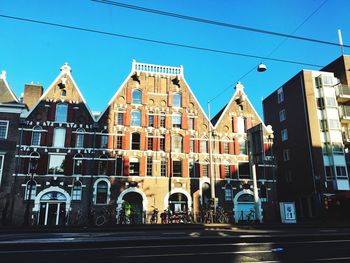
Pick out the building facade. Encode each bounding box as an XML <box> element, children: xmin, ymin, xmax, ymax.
<box><xmin>263</xmin><ymin>55</ymin><xmax>350</xmax><ymax>221</ymax></box>
<box><xmin>2</xmin><ymin>61</ymin><xmax>276</xmax><ymax>226</ymax></box>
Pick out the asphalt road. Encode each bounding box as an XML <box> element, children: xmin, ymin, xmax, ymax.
<box><xmin>1</xmin><ymin>226</ymin><xmax>350</xmax><ymax>262</ymax></box>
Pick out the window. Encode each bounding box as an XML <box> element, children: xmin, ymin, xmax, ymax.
<box><xmin>325</xmin><ymin>166</ymin><xmax>333</xmax><ymax>180</ymax></box>
<box><xmin>317</xmin><ymin>98</ymin><xmax>325</xmax><ymax>109</ymax></box>
<box><xmin>101</xmin><ymin>130</ymin><xmax>108</xmax><ymax>148</ymax></box>
<box><xmin>319</xmin><ymin>120</ymin><xmax>328</xmax><ymax>132</ymax></box>
<box><xmin>132</xmin><ymin>89</ymin><xmax>142</xmax><ymax>104</ymax></box>
<box><xmin>73</xmin><ymin>154</ymin><xmax>83</xmax><ymax>175</ymax></box>
<box><xmin>72</xmin><ymin>181</ymin><xmax>82</xmax><ymax>201</ymax></box>
<box><xmin>173</xmin><ymin>160</ymin><xmax>182</xmax><ymax>177</ymax></box>
<box><xmin>328</xmin><ymin>119</ymin><xmax>340</xmax><ymax>130</ymax></box>
<box><xmin>148</xmin><ymin>112</ymin><xmax>154</xmax><ymax>127</ymax></box>
<box><xmin>25</xmin><ymin>181</ymin><xmax>36</xmax><ymax>200</ymax></box>
<box><xmin>131</xmin><ymin>133</ymin><xmax>140</xmax><ymax>150</ymax></box>
<box><xmin>323</xmin><ymin>75</ymin><xmax>333</xmax><ymax>86</ymax></box>
<box><xmin>48</xmin><ymin>155</ymin><xmax>65</xmax><ymax>175</ymax></box>
<box><xmin>75</xmin><ymin>128</ymin><xmax>85</xmax><ymax>148</ymax></box>
<box><xmin>53</xmin><ymin>128</ymin><xmax>66</xmax><ymax>148</ymax></box>
<box><xmin>239</xmin><ymin>140</ymin><xmax>247</xmax><ymax>155</ymax></box>
<box><xmin>279</xmin><ymin>109</ymin><xmax>286</xmax><ymax>122</ymax></box>
<box><xmin>31</xmin><ymin>126</ymin><xmax>42</xmax><ymax>146</ymax></box>
<box><xmin>131</xmin><ymin>110</ymin><xmax>141</xmax><ymax>127</ymax></box>
<box><xmin>224</xmin><ymin>141</ymin><xmax>230</xmax><ymax>154</ymax></box>
<box><xmin>283</xmin><ymin>149</ymin><xmax>290</xmax><ymax>161</ymax></box>
<box><xmin>160</xmin><ymin>135</ymin><xmax>165</xmax><ymax>151</ymax></box>
<box><xmin>173</xmin><ymin>93</ymin><xmax>182</xmax><ymax>108</ymax></box>
<box><xmin>0</xmin><ymin>121</ymin><xmax>9</xmax><ymax>140</ymax></box>
<box><xmin>147</xmin><ymin>136</ymin><xmax>153</xmax><ymax>150</ymax></box>
<box><xmin>147</xmin><ymin>157</ymin><xmax>152</xmax><ymax>176</ymax></box>
<box><xmin>98</xmin><ymin>155</ymin><xmax>108</xmax><ymax>175</ymax></box>
<box><xmin>238</xmin><ymin>163</ymin><xmax>250</xmax><ymax>179</ymax></box>
<box><xmin>281</xmin><ymin>129</ymin><xmax>288</xmax><ymax>141</ymax></box>
<box><xmin>202</xmin><ymin>162</ymin><xmax>209</xmax><ymax>177</ymax></box>
<box><xmin>161</xmin><ymin>158</ymin><xmax>167</xmax><ymax>177</ymax></box>
<box><xmin>96</xmin><ymin>180</ymin><xmax>108</xmax><ymax>204</ymax></box>
<box><xmin>129</xmin><ymin>157</ymin><xmax>140</xmax><ymax>176</ymax></box>
<box><xmin>285</xmin><ymin>171</ymin><xmax>293</xmax><ymax>183</ymax></box>
<box><xmin>61</xmin><ymin>90</ymin><xmax>66</xmax><ymax>97</ymax></box>
<box><xmin>55</xmin><ymin>103</ymin><xmax>68</xmax><ymax>122</ymax></box>
<box><xmin>322</xmin><ymin>143</ymin><xmax>331</xmax><ymax>155</ymax></box>
<box><xmin>332</xmin><ymin>143</ymin><xmax>343</xmax><ymax>154</ymax></box>
<box><xmin>160</xmin><ymin>112</ymin><xmax>166</xmax><ymax>128</ymax></box>
<box><xmin>172</xmin><ymin>112</ymin><xmax>182</xmax><ymax>129</ymax></box>
<box><xmin>28</xmin><ymin>153</ymin><xmax>39</xmax><ymax>174</ymax></box>
<box><xmin>325</xmin><ymin>97</ymin><xmax>337</xmax><ymax>107</ymax></box>
<box><xmin>336</xmin><ymin>166</ymin><xmax>347</xmax><ymax>178</ymax></box>
<box><xmin>224</xmin><ymin>164</ymin><xmax>230</xmax><ymax>178</ymax></box>
<box><xmin>116</xmin><ymin>133</ymin><xmax>122</xmax><ymax>149</ymax></box>
<box><xmin>224</xmin><ymin>185</ymin><xmax>233</xmax><ymax>201</ymax></box>
<box><xmin>190</xmin><ymin>137</ymin><xmax>195</xmax><ymax>152</ymax></box>
<box><xmin>172</xmin><ymin>134</ymin><xmax>183</xmax><ymax>153</ymax></box>
<box><xmin>117</xmin><ymin>113</ymin><xmax>124</xmax><ymax>126</ymax></box>
<box><xmin>201</xmin><ymin>138</ymin><xmax>208</xmax><ymax>153</ymax></box>
<box><xmin>189</xmin><ymin>117</ymin><xmax>195</xmax><ymax>130</ymax></box>
<box><xmin>115</xmin><ymin>156</ymin><xmax>123</xmax><ymax>176</ymax></box>
<box><xmin>260</xmin><ymin>184</ymin><xmax>267</xmax><ymax>201</ymax></box>
<box><xmin>277</xmin><ymin>88</ymin><xmax>284</xmax><ymax>104</ymax></box>
<box><xmin>189</xmin><ymin>160</ymin><xmax>194</xmax><ymax>178</ymax></box>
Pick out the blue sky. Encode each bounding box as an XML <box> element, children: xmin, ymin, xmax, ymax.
<box><xmin>0</xmin><ymin>0</ymin><xmax>349</xmax><ymax>119</ymax></box>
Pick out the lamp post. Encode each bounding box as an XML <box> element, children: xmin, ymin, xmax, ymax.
<box><xmin>207</xmin><ymin>101</ymin><xmax>216</xmax><ymax>216</ymax></box>
<box><xmin>23</xmin><ymin>157</ymin><xmax>38</xmax><ymax>226</ymax></box>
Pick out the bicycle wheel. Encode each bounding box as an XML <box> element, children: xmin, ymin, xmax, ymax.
<box><xmin>95</xmin><ymin>216</ymin><xmax>106</xmax><ymax>226</ymax></box>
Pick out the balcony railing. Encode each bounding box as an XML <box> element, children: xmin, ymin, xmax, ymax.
<box><xmin>339</xmin><ymin>105</ymin><xmax>350</xmax><ymax>121</ymax></box>
<box><xmin>132</xmin><ymin>60</ymin><xmax>183</xmax><ymax>76</ymax></box>
<box><xmin>336</xmin><ymin>84</ymin><xmax>350</xmax><ymax>102</ymax></box>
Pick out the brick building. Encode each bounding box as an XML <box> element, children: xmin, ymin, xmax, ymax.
<box><xmin>3</xmin><ymin>61</ymin><xmax>276</xmax><ymax>226</ymax></box>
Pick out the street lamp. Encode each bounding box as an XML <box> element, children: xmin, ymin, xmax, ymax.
<box><xmin>207</xmin><ymin>101</ymin><xmax>216</xmax><ymax>216</ymax></box>
<box><xmin>23</xmin><ymin>157</ymin><xmax>38</xmax><ymax>226</ymax></box>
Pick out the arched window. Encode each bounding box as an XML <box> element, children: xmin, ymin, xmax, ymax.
<box><xmin>172</xmin><ymin>134</ymin><xmax>183</xmax><ymax>153</ymax></box>
<box><xmin>28</xmin><ymin>152</ymin><xmax>40</xmax><ymax>174</ymax></box>
<box><xmin>132</xmin><ymin>89</ymin><xmax>142</xmax><ymax>104</ymax></box>
<box><xmin>224</xmin><ymin>184</ymin><xmax>233</xmax><ymax>201</ymax></box>
<box><xmin>55</xmin><ymin>103</ymin><xmax>68</xmax><ymax>122</ymax></box>
<box><xmin>131</xmin><ymin>133</ymin><xmax>141</xmax><ymax>150</ymax></box>
<box><xmin>131</xmin><ymin>110</ymin><xmax>141</xmax><ymax>126</ymax></box>
<box><xmin>201</xmin><ymin>137</ymin><xmax>208</xmax><ymax>153</ymax></box>
<box><xmin>75</xmin><ymin>128</ymin><xmax>85</xmax><ymax>148</ymax></box>
<box><xmin>95</xmin><ymin>180</ymin><xmax>109</xmax><ymax>204</ymax></box>
<box><xmin>31</xmin><ymin>126</ymin><xmax>42</xmax><ymax>146</ymax></box>
<box><xmin>61</xmin><ymin>90</ymin><xmax>67</xmax><ymax>97</ymax></box>
<box><xmin>98</xmin><ymin>155</ymin><xmax>108</xmax><ymax>175</ymax></box>
<box><xmin>173</xmin><ymin>93</ymin><xmax>182</xmax><ymax>108</ymax></box>
<box><xmin>100</xmin><ymin>130</ymin><xmax>108</xmax><ymax>148</ymax></box>
<box><xmin>72</xmin><ymin>181</ymin><xmax>82</xmax><ymax>201</ymax></box>
<box><xmin>73</xmin><ymin>153</ymin><xmax>83</xmax><ymax>175</ymax></box>
<box><xmin>25</xmin><ymin>180</ymin><xmax>36</xmax><ymax>200</ymax></box>
<box><xmin>172</xmin><ymin>112</ymin><xmax>182</xmax><ymax>128</ymax></box>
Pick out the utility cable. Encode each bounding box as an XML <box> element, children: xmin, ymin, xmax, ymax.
<box><xmin>0</xmin><ymin>14</ymin><xmax>323</xmax><ymax>68</ymax></box>
<box><xmin>91</xmin><ymin>0</ymin><xmax>349</xmax><ymax>49</ymax></box>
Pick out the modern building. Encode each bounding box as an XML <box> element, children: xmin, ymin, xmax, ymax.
<box><xmin>263</xmin><ymin>55</ymin><xmax>350</xmax><ymax>221</ymax></box>
<box><xmin>2</xmin><ymin>60</ymin><xmax>276</xmax><ymax>226</ymax></box>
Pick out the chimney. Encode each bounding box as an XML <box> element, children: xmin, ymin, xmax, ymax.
<box><xmin>23</xmin><ymin>83</ymin><xmax>43</xmax><ymax>110</ymax></box>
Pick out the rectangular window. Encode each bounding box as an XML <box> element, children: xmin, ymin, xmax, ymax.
<box><xmin>173</xmin><ymin>160</ymin><xmax>182</xmax><ymax>177</ymax></box>
<box><xmin>325</xmin><ymin>97</ymin><xmax>337</xmax><ymax>107</ymax></box>
<box><xmin>55</xmin><ymin>104</ymin><xmax>68</xmax><ymax>122</ymax></box>
<box><xmin>148</xmin><ymin>137</ymin><xmax>153</xmax><ymax>150</ymax></box>
<box><xmin>160</xmin><ymin>113</ymin><xmax>166</xmax><ymax>128</ymax></box>
<box><xmin>281</xmin><ymin>129</ymin><xmax>288</xmax><ymax>141</ymax></box>
<box><xmin>172</xmin><ymin>114</ymin><xmax>182</xmax><ymax>129</ymax></box>
<box><xmin>48</xmin><ymin>155</ymin><xmax>65</xmax><ymax>175</ymax></box>
<box><xmin>283</xmin><ymin>149</ymin><xmax>290</xmax><ymax>161</ymax></box>
<box><xmin>190</xmin><ymin>138</ymin><xmax>195</xmax><ymax>152</ymax></box>
<box><xmin>325</xmin><ymin>166</ymin><xmax>333</xmax><ymax>180</ymax></box>
<box><xmin>147</xmin><ymin>157</ymin><xmax>152</xmax><ymax>176</ymax></box>
<box><xmin>336</xmin><ymin>166</ymin><xmax>347</xmax><ymax>178</ymax></box>
<box><xmin>224</xmin><ymin>165</ymin><xmax>230</xmax><ymax>178</ymax></box>
<box><xmin>159</xmin><ymin>136</ymin><xmax>165</xmax><ymax>151</ymax></box>
<box><xmin>202</xmin><ymin>163</ymin><xmax>208</xmax><ymax>177</ymax></box>
<box><xmin>129</xmin><ymin>160</ymin><xmax>140</xmax><ymax>176</ymax></box>
<box><xmin>189</xmin><ymin>160</ymin><xmax>194</xmax><ymax>178</ymax></box>
<box><xmin>277</xmin><ymin>87</ymin><xmax>284</xmax><ymax>104</ymax></box>
<box><xmin>224</xmin><ymin>142</ymin><xmax>229</xmax><ymax>154</ymax></box>
<box><xmin>323</xmin><ymin>75</ymin><xmax>333</xmax><ymax>86</ymax></box>
<box><xmin>72</xmin><ymin>184</ymin><xmax>82</xmax><ymax>201</ymax></box>
<box><xmin>319</xmin><ymin>120</ymin><xmax>328</xmax><ymax>132</ymax></box>
<box><xmin>279</xmin><ymin>109</ymin><xmax>286</xmax><ymax>122</ymax></box>
<box><xmin>328</xmin><ymin>119</ymin><xmax>340</xmax><ymax>130</ymax></box>
<box><xmin>101</xmin><ymin>135</ymin><xmax>108</xmax><ymax>148</ymax></box>
<box><xmin>317</xmin><ymin>98</ymin><xmax>325</xmax><ymax>109</ymax></box>
<box><xmin>116</xmin><ymin>135</ymin><xmax>122</xmax><ymax>149</ymax></box>
<box><xmin>0</xmin><ymin>121</ymin><xmax>9</xmax><ymax>139</ymax></box>
<box><xmin>73</xmin><ymin>159</ymin><xmax>82</xmax><ymax>175</ymax></box>
<box><xmin>148</xmin><ymin>112</ymin><xmax>154</xmax><ymax>127</ymax></box>
<box><xmin>188</xmin><ymin>117</ymin><xmax>195</xmax><ymax>130</ymax></box>
<box><xmin>332</xmin><ymin>143</ymin><xmax>343</xmax><ymax>154</ymax></box>
<box><xmin>322</xmin><ymin>143</ymin><xmax>331</xmax><ymax>155</ymax></box>
<box><xmin>116</xmin><ymin>156</ymin><xmax>123</xmax><ymax>176</ymax></box>
<box><xmin>161</xmin><ymin>158</ymin><xmax>167</xmax><ymax>177</ymax></box>
<box><xmin>53</xmin><ymin>128</ymin><xmax>66</xmax><ymax>148</ymax></box>
<box><xmin>118</xmin><ymin>113</ymin><xmax>124</xmax><ymax>126</ymax></box>
<box><xmin>238</xmin><ymin>163</ymin><xmax>250</xmax><ymax>179</ymax></box>
<box><xmin>225</xmin><ymin>187</ymin><xmax>233</xmax><ymax>201</ymax></box>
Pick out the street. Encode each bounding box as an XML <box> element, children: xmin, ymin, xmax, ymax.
<box><xmin>0</xmin><ymin>225</ymin><xmax>350</xmax><ymax>262</ymax></box>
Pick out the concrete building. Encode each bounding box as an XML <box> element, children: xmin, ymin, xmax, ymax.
<box><xmin>3</xmin><ymin>60</ymin><xmax>276</xmax><ymax>226</ymax></box>
<box><xmin>263</xmin><ymin>55</ymin><xmax>350</xmax><ymax>221</ymax></box>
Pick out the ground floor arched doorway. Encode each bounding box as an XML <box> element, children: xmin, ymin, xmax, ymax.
<box><xmin>122</xmin><ymin>192</ymin><xmax>143</xmax><ymax>224</ymax></box>
<box><xmin>233</xmin><ymin>190</ymin><xmax>261</xmax><ymax>223</ymax></box>
<box><xmin>169</xmin><ymin>193</ymin><xmax>188</xmax><ymax>213</ymax></box>
<box><xmin>34</xmin><ymin>187</ymin><xmax>71</xmax><ymax>226</ymax></box>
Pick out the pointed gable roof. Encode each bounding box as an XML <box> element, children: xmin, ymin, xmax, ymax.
<box><xmin>0</xmin><ymin>70</ymin><xmax>20</xmax><ymax>103</ymax></box>
<box><xmin>22</xmin><ymin>63</ymin><xmax>95</xmax><ymax>121</ymax></box>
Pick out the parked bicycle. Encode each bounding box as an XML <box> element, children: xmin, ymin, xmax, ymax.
<box><xmin>245</xmin><ymin>209</ymin><xmax>256</xmax><ymax>223</ymax></box>
<box><xmin>216</xmin><ymin>206</ymin><xmax>230</xmax><ymax>223</ymax></box>
<box><xmin>116</xmin><ymin>208</ymin><xmax>130</xmax><ymax>224</ymax></box>
<box><xmin>150</xmin><ymin>206</ymin><xmax>159</xmax><ymax>224</ymax></box>
<box><xmin>95</xmin><ymin>207</ymin><xmax>113</xmax><ymax>226</ymax></box>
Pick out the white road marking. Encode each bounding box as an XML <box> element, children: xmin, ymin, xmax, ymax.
<box><xmin>312</xmin><ymin>256</ymin><xmax>350</xmax><ymax>261</ymax></box>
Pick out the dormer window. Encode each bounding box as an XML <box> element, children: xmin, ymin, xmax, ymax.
<box><xmin>61</xmin><ymin>90</ymin><xmax>66</xmax><ymax>97</ymax></box>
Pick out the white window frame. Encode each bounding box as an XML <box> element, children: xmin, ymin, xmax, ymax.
<box><xmin>277</xmin><ymin>87</ymin><xmax>284</xmax><ymax>104</ymax></box>
<box><xmin>55</xmin><ymin>103</ymin><xmax>68</xmax><ymax>123</ymax></box>
<box><xmin>53</xmin><ymin>128</ymin><xmax>66</xmax><ymax>148</ymax></box>
<box><xmin>173</xmin><ymin>93</ymin><xmax>182</xmax><ymax>108</ymax></box>
<box><xmin>281</xmin><ymin>129</ymin><xmax>288</xmax><ymax>141</ymax></box>
<box><xmin>131</xmin><ymin>110</ymin><xmax>141</xmax><ymax>127</ymax></box>
<box><xmin>71</xmin><ymin>181</ymin><xmax>82</xmax><ymax>201</ymax></box>
<box><xmin>75</xmin><ymin>128</ymin><xmax>85</xmax><ymax>148</ymax></box>
<box><xmin>279</xmin><ymin>109</ymin><xmax>286</xmax><ymax>122</ymax></box>
<box><xmin>132</xmin><ymin>89</ymin><xmax>142</xmax><ymax>105</ymax></box>
<box><xmin>0</xmin><ymin>120</ymin><xmax>9</xmax><ymax>140</ymax></box>
<box><xmin>93</xmin><ymin>178</ymin><xmax>111</xmax><ymax>205</ymax></box>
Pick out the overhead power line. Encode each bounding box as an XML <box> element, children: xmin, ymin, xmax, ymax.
<box><xmin>91</xmin><ymin>0</ymin><xmax>348</xmax><ymax>49</ymax></box>
<box><xmin>0</xmin><ymin>14</ymin><xmax>323</xmax><ymax>67</ymax></box>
